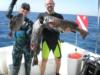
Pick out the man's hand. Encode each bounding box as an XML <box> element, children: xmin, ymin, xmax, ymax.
<box><xmin>30</xmin><ymin>43</ymin><xmax>36</xmax><ymax>58</ymax></box>
<box><xmin>30</xmin><ymin>43</ymin><xmax>35</xmax><ymax>51</ymax></box>
<box><xmin>30</xmin><ymin>43</ymin><xmax>38</xmax><ymax>51</ymax></box>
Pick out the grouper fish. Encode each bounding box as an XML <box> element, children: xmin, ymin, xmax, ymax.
<box><xmin>9</xmin><ymin>13</ymin><xmax>24</xmax><ymax>32</ymax></box>
<box><xmin>31</xmin><ymin>15</ymin><xmax>89</xmax><ymax>65</ymax></box>
<box><xmin>31</xmin><ymin>15</ymin><xmax>89</xmax><ymax>52</ymax></box>
<box><xmin>42</xmin><ymin>16</ymin><xmax>88</xmax><ymax>39</ymax></box>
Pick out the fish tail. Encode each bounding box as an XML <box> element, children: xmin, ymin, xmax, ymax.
<box><xmin>78</xmin><ymin>28</ymin><xmax>89</xmax><ymax>39</ymax></box>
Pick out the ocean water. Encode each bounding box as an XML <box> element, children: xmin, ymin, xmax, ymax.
<box><xmin>0</xmin><ymin>11</ymin><xmax>100</xmax><ymax>54</ymax></box>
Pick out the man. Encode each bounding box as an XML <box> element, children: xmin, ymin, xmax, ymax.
<box><xmin>8</xmin><ymin>3</ymin><xmax>33</xmax><ymax>75</ymax></box>
<box><xmin>37</xmin><ymin>0</ymin><xmax>63</xmax><ymax>75</ymax></box>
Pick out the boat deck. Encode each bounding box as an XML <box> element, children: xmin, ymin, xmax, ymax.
<box><xmin>0</xmin><ymin>42</ymin><xmax>99</xmax><ymax>75</ymax></box>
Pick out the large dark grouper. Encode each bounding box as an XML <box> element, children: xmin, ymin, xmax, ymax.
<box><xmin>9</xmin><ymin>13</ymin><xmax>24</xmax><ymax>31</ymax></box>
<box><xmin>6</xmin><ymin>0</ymin><xmax>24</xmax><ymax>32</ymax></box>
<box><xmin>31</xmin><ymin>15</ymin><xmax>88</xmax><ymax>53</ymax></box>
<box><xmin>42</xmin><ymin>16</ymin><xmax>88</xmax><ymax>39</ymax></box>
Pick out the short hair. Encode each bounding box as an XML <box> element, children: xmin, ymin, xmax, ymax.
<box><xmin>45</xmin><ymin>0</ymin><xmax>55</xmax><ymax>4</ymax></box>
<box><xmin>21</xmin><ymin>3</ymin><xmax>30</xmax><ymax>11</ymax></box>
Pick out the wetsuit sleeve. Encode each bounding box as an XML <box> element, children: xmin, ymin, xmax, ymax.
<box><xmin>58</xmin><ymin>14</ymin><xmax>64</xmax><ymax>20</ymax></box>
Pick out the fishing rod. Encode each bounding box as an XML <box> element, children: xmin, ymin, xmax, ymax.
<box><xmin>6</xmin><ymin>0</ymin><xmax>17</xmax><ymax>18</ymax></box>
<box><xmin>95</xmin><ymin>0</ymin><xmax>100</xmax><ymax>53</ymax></box>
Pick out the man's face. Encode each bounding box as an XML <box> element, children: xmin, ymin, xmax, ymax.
<box><xmin>19</xmin><ymin>8</ymin><xmax>29</xmax><ymax>16</ymax></box>
<box><xmin>45</xmin><ymin>1</ymin><xmax>55</xmax><ymax>13</ymax></box>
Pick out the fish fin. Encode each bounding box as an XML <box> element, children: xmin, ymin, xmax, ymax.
<box><xmin>78</xmin><ymin>29</ymin><xmax>89</xmax><ymax>39</ymax></box>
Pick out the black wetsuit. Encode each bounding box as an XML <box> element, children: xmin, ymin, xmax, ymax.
<box><xmin>38</xmin><ymin>12</ymin><xmax>64</xmax><ymax>59</ymax></box>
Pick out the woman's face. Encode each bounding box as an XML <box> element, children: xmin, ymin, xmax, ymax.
<box><xmin>19</xmin><ymin>8</ymin><xmax>29</xmax><ymax>16</ymax></box>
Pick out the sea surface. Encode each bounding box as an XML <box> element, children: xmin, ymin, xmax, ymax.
<box><xmin>0</xmin><ymin>11</ymin><xmax>100</xmax><ymax>54</ymax></box>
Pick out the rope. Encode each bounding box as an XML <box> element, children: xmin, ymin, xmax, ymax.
<box><xmin>95</xmin><ymin>0</ymin><xmax>100</xmax><ymax>53</ymax></box>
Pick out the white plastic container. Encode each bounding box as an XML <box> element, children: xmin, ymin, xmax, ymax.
<box><xmin>67</xmin><ymin>52</ymin><xmax>82</xmax><ymax>75</ymax></box>
<box><xmin>0</xmin><ymin>50</ymin><xmax>8</xmax><ymax>75</ymax></box>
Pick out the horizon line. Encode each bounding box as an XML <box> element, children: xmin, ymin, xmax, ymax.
<box><xmin>0</xmin><ymin>10</ymin><xmax>98</xmax><ymax>17</ymax></box>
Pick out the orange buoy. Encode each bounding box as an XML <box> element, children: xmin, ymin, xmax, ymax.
<box><xmin>68</xmin><ymin>52</ymin><xmax>82</xmax><ymax>59</ymax></box>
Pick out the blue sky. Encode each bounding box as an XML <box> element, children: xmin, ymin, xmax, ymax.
<box><xmin>0</xmin><ymin>0</ymin><xmax>98</xmax><ymax>16</ymax></box>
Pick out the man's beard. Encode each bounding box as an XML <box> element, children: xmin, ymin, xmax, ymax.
<box><xmin>47</xmin><ymin>7</ymin><xmax>54</xmax><ymax>14</ymax></box>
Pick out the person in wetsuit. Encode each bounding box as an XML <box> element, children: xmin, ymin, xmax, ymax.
<box><xmin>8</xmin><ymin>3</ymin><xmax>33</xmax><ymax>75</ymax></box>
<box><xmin>38</xmin><ymin>0</ymin><xmax>64</xmax><ymax>75</ymax></box>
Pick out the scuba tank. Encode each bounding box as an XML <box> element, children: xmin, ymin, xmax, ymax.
<box><xmin>80</xmin><ymin>55</ymin><xmax>100</xmax><ymax>75</ymax></box>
